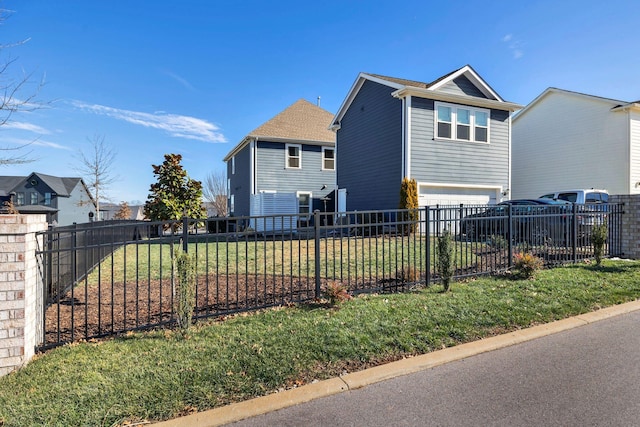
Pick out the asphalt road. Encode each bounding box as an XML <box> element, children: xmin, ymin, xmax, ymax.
<box><xmin>228</xmin><ymin>310</ymin><xmax>640</xmax><ymax>427</ymax></box>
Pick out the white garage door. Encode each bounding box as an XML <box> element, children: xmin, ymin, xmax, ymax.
<box><xmin>418</xmin><ymin>186</ymin><xmax>498</xmax><ymax>234</ymax></box>
<box><xmin>418</xmin><ymin>186</ymin><xmax>497</xmax><ymax>207</ymax></box>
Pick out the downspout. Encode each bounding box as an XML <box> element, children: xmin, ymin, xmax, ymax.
<box><xmin>507</xmin><ymin>112</ymin><xmax>512</xmax><ymax>201</ymax></box>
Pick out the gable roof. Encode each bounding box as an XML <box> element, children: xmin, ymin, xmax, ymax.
<box><xmin>224</xmin><ymin>99</ymin><xmax>335</xmax><ymax>161</ymax></box>
<box><xmin>513</xmin><ymin>87</ymin><xmax>640</xmax><ymax>122</ymax></box>
<box><xmin>0</xmin><ymin>172</ymin><xmax>93</xmax><ymax>202</ymax></box>
<box><xmin>331</xmin><ymin>65</ymin><xmax>522</xmax><ymax>129</ymax></box>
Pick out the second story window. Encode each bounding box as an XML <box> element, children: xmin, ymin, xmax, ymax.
<box><xmin>231</xmin><ymin>156</ymin><xmax>235</xmax><ymax>175</ymax></box>
<box><xmin>322</xmin><ymin>147</ymin><xmax>335</xmax><ymax>170</ymax></box>
<box><xmin>44</xmin><ymin>193</ymin><xmax>52</xmax><ymax>206</ymax></box>
<box><xmin>435</xmin><ymin>102</ymin><xmax>490</xmax><ymax>143</ymax></box>
<box><xmin>15</xmin><ymin>192</ymin><xmax>25</xmax><ymax>206</ymax></box>
<box><xmin>286</xmin><ymin>144</ymin><xmax>301</xmax><ymax>169</ymax></box>
<box><xmin>30</xmin><ymin>192</ymin><xmax>38</xmax><ymax>205</ymax></box>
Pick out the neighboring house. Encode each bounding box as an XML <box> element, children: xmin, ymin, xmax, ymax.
<box><xmin>330</xmin><ymin>65</ymin><xmax>522</xmax><ymax>212</ymax></box>
<box><xmin>512</xmin><ymin>87</ymin><xmax>640</xmax><ymax>199</ymax></box>
<box><xmin>223</xmin><ymin>98</ymin><xmax>336</xmax><ymax>218</ymax></box>
<box><xmin>100</xmin><ymin>203</ymin><xmax>146</xmax><ymax>221</ymax></box>
<box><xmin>0</xmin><ymin>172</ymin><xmax>96</xmax><ymax>225</ymax></box>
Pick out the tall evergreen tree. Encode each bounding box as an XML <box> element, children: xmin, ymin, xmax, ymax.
<box><xmin>144</xmin><ymin>154</ymin><xmax>206</xmax><ymax>225</ymax></box>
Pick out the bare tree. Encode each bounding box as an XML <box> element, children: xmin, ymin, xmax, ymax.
<box><xmin>75</xmin><ymin>134</ymin><xmax>117</xmax><ymax>219</ymax></box>
<box><xmin>0</xmin><ymin>9</ymin><xmax>46</xmax><ymax>166</ymax></box>
<box><xmin>202</xmin><ymin>170</ymin><xmax>228</xmax><ymax>217</ymax></box>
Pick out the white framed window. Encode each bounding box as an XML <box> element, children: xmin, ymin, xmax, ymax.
<box><xmin>297</xmin><ymin>191</ymin><xmax>312</xmax><ymax>216</ymax></box>
<box><xmin>435</xmin><ymin>102</ymin><xmax>490</xmax><ymax>143</ymax></box>
<box><xmin>30</xmin><ymin>192</ymin><xmax>38</xmax><ymax>205</ymax></box>
<box><xmin>286</xmin><ymin>144</ymin><xmax>301</xmax><ymax>169</ymax></box>
<box><xmin>44</xmin><ymin>192</ymin><xmax>52</xmax><ymax>206</ymax></box>
<box><xmin>231</xmin><ymin>156</ymin><xmax>235</xmax><ymax>175</ymax></box>
<box><xmin>15</xmin><ymin>192</ymin><xmax>24</xmax><ymax>206</ymax></box>
<box><xmin>229</xmin><ymin>194</ymin><xmax>235</xmax><ymax>214</ymax></box>
<box><xmin>322</xmin><ymin>147</ymin><xmax>335</xmax><ymax>170</ymax></box>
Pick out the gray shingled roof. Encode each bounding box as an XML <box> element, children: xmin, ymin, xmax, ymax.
<box><xmin>367</xmin><ymin>66</ymin><xmax>463</xmax><ymax>90</ymax></box>
<box><xmin>0</xmin><ymin>173</ymin><xmax>83</xmax><ymax>197</ymax></box>
<box><xmin>247</xmin><ymin>99</ymin><xmax>335</xmax><ymax>142</ymax></box>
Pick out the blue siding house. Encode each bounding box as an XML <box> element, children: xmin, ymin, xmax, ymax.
<box><xmin>330</xmin><ymin>65</ymin><xmax>522</xmax><ymax>211</ymax></box>
<box><xmin>223</xmin><ymin>99</ymin><xmax>336</xmax><ymax>218</ymax></box>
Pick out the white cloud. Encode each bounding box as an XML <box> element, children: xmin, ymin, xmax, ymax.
<box><xmin>3</xmin><ymin>121</ymin><xmax>52</xmax><ymax>134</ymax></box>
<box><xmin>70</xmin><ymin>101</ymin><xmax>227</xmax><ymax>143</ymax></box>
<box><xmin>2</xmin><ymin>136</ymin><xmax>71</xmax><ymax>150</ymax></box>
<box><xmin>502</xmin><ymin>34</ymin><xmax>524</xmax><ymax>59</ymax></box>
<box><xmin>162</xmin><ymin>70</ymin><xmax>196</xmax><ymax>92</ymax></box>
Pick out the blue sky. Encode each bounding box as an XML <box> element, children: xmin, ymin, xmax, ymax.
<box><xmin>2</xmin><ymin>0</ymin><xmax>640</xmax><ymax>204</ymax></box>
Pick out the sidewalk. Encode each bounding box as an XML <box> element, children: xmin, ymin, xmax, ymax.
<box><xmin>154</xmin><ymin>299</ymin><xmax>640</xmax><ymax>427</ymax></box>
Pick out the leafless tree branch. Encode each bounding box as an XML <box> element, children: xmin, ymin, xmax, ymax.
<box><xmin>202</xmin><ymin>170</ymin><xmax>228</xmax><ymax>216</ymax></box>
<box><xmin>74</xmin><ymin>134</ymin><xmax>118</xmax><ymax>219</ymax></box>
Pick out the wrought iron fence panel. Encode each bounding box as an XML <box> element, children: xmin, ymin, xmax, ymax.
<box><xmin>36</xmin><ymin>203</ymin><xmax>623</xmax><ymax>350</ymax></box>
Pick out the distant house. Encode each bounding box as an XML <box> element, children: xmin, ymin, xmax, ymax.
<box><xmin>0</xmin><ymin>172</ymin><xmax>96</xmax><ymax>225</ymax></box>
<box><xmin>223</xmin><ymin>99</ymin><xmax>336</xmax><ymax>218</ymax></box>
<box><xmin>330</xmin><ymin>65</ymin><xmax>522</xmax><ymax>211</ymax></box>
<box><xmin>512</xmin><ymin>87</ymin><xmax>640</xmax><ymax>198</ymax></box>
<box><xmin>100</xmin><ymin>203</ymin><xmax>145</xmax><ymax>221</ymax></box>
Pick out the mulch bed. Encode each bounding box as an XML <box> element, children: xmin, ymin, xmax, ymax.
<box><xmin>43</xmin><ymin>274</ymin><xmax>328</xmax><ymax>347</ymax></box>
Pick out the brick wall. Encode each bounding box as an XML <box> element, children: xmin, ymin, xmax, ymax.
<box><xmin>610</xmin><ymin>195</ymin><xmax>640</xmax><ymax>259</ymax></box>
<box><xmin>0</xmin><ymin>214</ymin><xmax>47</xmax><ymax>376</ymax></box>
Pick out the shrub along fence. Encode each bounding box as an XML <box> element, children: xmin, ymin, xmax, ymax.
<box><xmin>36</xmin><ymin>203</ymin><xmax>622</xmax><ymax>350</ymax></box>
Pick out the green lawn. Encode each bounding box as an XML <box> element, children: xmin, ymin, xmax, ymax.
<box><xmin>1</xmin><ymin>259</ymin><xmax>639</xmax><ymax>426</ymax></box>
<box><xmin>86</xmin><ymin>235</ymin><xmax>480</xmax><ymax>286</ymax></box>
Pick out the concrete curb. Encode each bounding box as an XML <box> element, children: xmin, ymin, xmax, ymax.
<box><xmin>153</xmin><ymin>299</ymin><xmax>640</xmax><ymax>427</ymax></box>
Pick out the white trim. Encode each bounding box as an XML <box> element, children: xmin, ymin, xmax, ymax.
<box><xmin>296</xmin><ymin>191</ymin><xmax>312</xmax><ymax>215</ymax></box>
<box><xmin>321</xmin><ymin>146</ymin><xmax>335</xmax><ymax>171</ymax></box>
<box><xmin>331</xmin><ymin>72</ymin><xmax>404</xmax><ymax>130</ymax></box>
<box><xmin>250</xmin><ymin>139</ymin><xmax>256</xmax><ymax>195</ymax></box>
<box><xmin>393</xmin><ymin>87</ymin><xmax>522</xmax><ymax>111</ymax></box>
<box><xmin>434</xmin><ymin>101</ymin><xmax>490</xmax><ymax>143</ymax></box>
<box><xmin>231</xmin><ymin>156</ymin><xmax>235</xmax><ymax>175</ymax></box>
<box><xmin>417</xmin><ymin>182</ymin><xmax>502</xmax><ymax>205</ymax></box>
<box><xmin>405</xmin><ymin>96</ymin><xmax>412</xmax><ymax>178</ymax></box>
<box><xmin>513</xmin><ymin>87</ymin><xmax>628</xmax><ymax>123</ymax></box>
<box><xmin>507</xmin><ymin>113</ymin><xmax>512</xmax><ymax>200</ymax></box>
<box><xmin>285</xmin><ymin>143</ymin><xmax>302</xmax><ymax>169</ymax></box>
<box><xmin>428</xmin><ymin>65</ymin><xmax>503</xmax><ymax>101</ymax></box>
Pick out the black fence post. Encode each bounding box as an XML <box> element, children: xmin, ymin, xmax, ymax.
<box><xmin>314</xmin><ymin>210</ymin><xmax>321</xmax><ymax>298</ymax></box>
<box><xmin>182</xmin><ymin>216</ymin><xmax>189</xmax><ymax>253</ymax></box>
<box><xmin>572</xmin><ymin>203</ymin><xmax>578</xmax><ymax>263</ymax></box>
<box><xmin>508</xmin><ymin>206</ymin><xmax>513</xmax><ymax>266</ymax></box>
<box><xmin>425</xmin><ymin>206</ymin><xmax>431</xmax><ymax>287</ymax></box>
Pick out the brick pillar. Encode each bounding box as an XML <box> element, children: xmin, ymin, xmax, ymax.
<box><xmin>0</xmin><ymin>214</ymin><xmax>47</xmax><ymax>377</ymax></box>
<box><xmin>609</xmin><ymin>195</ymin><xmax>640</xmax><ymax>259</ymax></box>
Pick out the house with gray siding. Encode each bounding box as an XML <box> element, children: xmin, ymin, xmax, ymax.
<box><xmin>330</xmin><ymin>65</ymin><xmax>522</xmax><ymax>211</ymax></box>
<box><xmin>223</xmin><ymin>99</ymin><xmax>336</xmax><ymax>218</ymax></box>
<box><xmin>0</xmin><ymin>172</ymin><xmax>96</xmax><ymax>225</ymax></box>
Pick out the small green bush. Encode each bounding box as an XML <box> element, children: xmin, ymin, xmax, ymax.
<box><xmin>174</xmin><ymin>252</ymin><xmax>197</xmax><ymax>331</ymax></box>
<box><xmin>591</xmin><ymin>224</ymin><xmax>607</xmax><ymax>266</ymax></box>
<box><xmin>437</xmin><ymin>229</ymin><xmax>455</xmax><ymax>291</ymax></box>
<box><xmin>489</xmin><ymin>234</ymin><xmax>508</xmax><ymax>250</ymax></box>
<box><xmin>513</xmin><ymin>252</ymin><xmax>543</xmax><ymax>279</ymax></box>
<box><xmin>399</xmin><ymin>177</ymin><xmax>419</xmax><ymax>234</ymax></box>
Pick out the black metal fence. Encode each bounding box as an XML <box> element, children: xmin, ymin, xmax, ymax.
<box><xmin>36</xmin><ymin>203</ymin><xmax>622</xmax><ymax>350</ymax></box>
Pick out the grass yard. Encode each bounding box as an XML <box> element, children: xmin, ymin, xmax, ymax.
<box><xmin>2</xmin><ymin>259</ymin><xmax>640</xmax><ymax>426</ymax></box>
<box><xmin>86</xmin><ymin>235</ymin><xmax>480</xmax><ymax>286</ymax></box>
